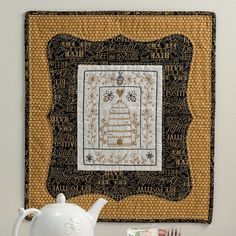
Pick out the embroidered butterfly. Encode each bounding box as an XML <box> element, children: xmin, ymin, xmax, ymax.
<box><xmin>126</xmin><ymin>90</ymin><xmax>137</xmax><ymax>102</ymax></box>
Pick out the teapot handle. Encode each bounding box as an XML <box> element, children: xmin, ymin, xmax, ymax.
<box><xmin>12</xmin><ymin>207</ymin><xmax>41</xmax><ymax>236</ymax></box>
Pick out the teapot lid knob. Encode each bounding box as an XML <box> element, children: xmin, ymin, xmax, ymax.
<box><xmin>56</xmin><ymin>193</ymin><xmax>66</xmax><ymax>203</ymax></box>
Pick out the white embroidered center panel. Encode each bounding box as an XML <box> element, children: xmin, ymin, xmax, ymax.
<box><xmin>77</xmin><ymin>65</ymin><xmax>162</xmax><ymax>171</ymax></box>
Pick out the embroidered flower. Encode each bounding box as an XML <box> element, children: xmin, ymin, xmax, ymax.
<box><xmin>86</xmin><ymin>154</ymin><xmax>93</xmax><ymax>163</ymax></box>
<box><xmin>146</xmin><ymin>152</ymin><xmax>154</xmax><ymax>160</ymax></box>
<box><xmin>103</xmin><ymin>90</ymin><xmax>114</xmax><ymax>102</ymax></box>
<box><xmin>126</xmin><ymin>90</ymin><xmax>137</xmax><ymax>102</ymax></box>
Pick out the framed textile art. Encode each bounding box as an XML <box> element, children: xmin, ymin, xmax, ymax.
<box><xmin>25</xmin><ymin>11</ymin><xmax>216</xmax><ymax>223</ymax></box>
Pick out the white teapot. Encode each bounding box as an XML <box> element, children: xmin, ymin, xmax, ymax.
<box><xmin>12</xmin><ymin>193</ymin><xmax>107</xmax><ymax>236</ymax></box>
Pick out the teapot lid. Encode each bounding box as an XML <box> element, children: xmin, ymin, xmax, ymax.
<box><xmin>42</xmin><ymin>193</ymin><xmax>85</xmax><ymax>211</ymax></box>
<box><xmin>56</xmin><ymin>193</ymin><xmax>66</xmax><ymax>203</ymax></box>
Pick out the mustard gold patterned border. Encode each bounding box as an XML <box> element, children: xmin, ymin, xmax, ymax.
<box><xmin>24</xmin><ymin>11</ymin><xmax>216</xmax><ymax>223</ymax></box>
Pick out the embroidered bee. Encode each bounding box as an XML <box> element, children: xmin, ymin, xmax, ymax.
<box><xmin>116</xmin><ymin>71</ymin><xmax>124</xmax><ymax>85</ymax></box>
<box><xmin>64</xmin><ymin>217</ymin><xmax>81</xmax><ymax>234</ymax></box>
<box><xmin>126</xmin><ymin>90</ymin><xmax>137</xmax><ymax>102</ymax></box>
<box><xmin>103</xmin><ymin>90</ymin><xmax>114</xmax><ymax>102</ymax></box>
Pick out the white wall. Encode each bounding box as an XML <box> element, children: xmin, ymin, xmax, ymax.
<box><xmin>0</xmin><ymin>0</ymin><xmax>236</xmax><ymax>235</ymax></box>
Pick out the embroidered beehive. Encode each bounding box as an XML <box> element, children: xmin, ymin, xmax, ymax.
<box><xmin>107</xmin><ymin>100</ymin><xmax>136</xmax><ymax>146</ymax></box>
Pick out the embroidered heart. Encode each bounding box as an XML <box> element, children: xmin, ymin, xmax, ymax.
<box><xmin>116</xmin><ymin>89</ymin><xmax>124</xmax><ymax>97</ymax></box>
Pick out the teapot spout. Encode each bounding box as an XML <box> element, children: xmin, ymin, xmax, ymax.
<box><xmin>87</xmin><ymin>198</ymin><xmax>107</xmax><ymax>227</ymax></box>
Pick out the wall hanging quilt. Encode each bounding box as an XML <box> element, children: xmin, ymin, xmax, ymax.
<box><xmin>25</xmin><ymin>11</ymin><xmax>216</xmax><ymax>223</ymax></box>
